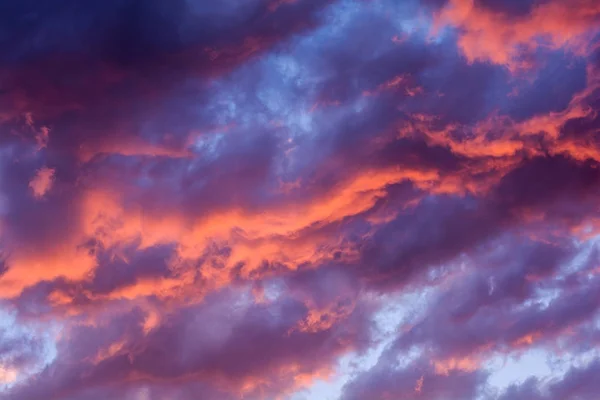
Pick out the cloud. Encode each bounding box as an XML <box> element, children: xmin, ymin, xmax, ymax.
<box><xmin>3</xmin><ymin>286</ymin><xmax>372</xmax><ymax>400</ymax></box>
<box><xmin>433</xmin><ymin>0</ymin><xmax>600</xmax><ymax>70</ymax></box>
<box><xmin>341</xmin><ymin>359</ymin><xmax>487</xmax><ymax>400</ymax></box>
<box><xmin>498</xmin><ymin>359</ymin><xmax>600</xmax><ymax>400</ymax></box>
<box><xmin>28</xmin><ymin>167</ymin><xmax>55</xmax><ymax>199</ymax></box>
<box><xmin>0</xmin><ymin>0</ymin><xmax>599</xmax><ymax>399</ymax></box>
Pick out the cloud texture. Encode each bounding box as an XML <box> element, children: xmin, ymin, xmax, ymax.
<box><xmin>1</xmin><ymin>0</ymin><xmax>600</xmax><ymax>399</ymax></box>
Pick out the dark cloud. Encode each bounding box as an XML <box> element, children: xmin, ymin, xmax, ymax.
<box><xmin>474</xmin><ymin>0</ymin><xmax>542</xmax><ymax>16</ymax></box>
<box><xmin>491</xmin><ymin>155</ymin><xmax>600</xmax><ymax>216</ymax></box>
<box><xmin>0</xmin><ymin>0</ymin><xmax>336</xmax><ymax>161</ymax></box>
<box><xmin>500</xmin><ymin>52</ymin><xmax>588</xmax><ymax>121</ymax></box>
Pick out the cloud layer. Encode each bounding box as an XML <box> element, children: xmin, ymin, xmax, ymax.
<box><xmin>1</xmin><ymin>0</ymin><xmax>600</xmax><ymax>399</ymax></box>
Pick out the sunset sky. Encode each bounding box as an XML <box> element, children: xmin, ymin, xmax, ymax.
<box><xmin>1</xmin><ymin>0</ymin><xmax>600</xmax><ymax>399</ymax></box>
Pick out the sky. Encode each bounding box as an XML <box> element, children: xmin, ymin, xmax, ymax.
<box><xmin>0</xmin><ymin>0</ymin><xmax>600</xmax><ymax>399</ymax></box>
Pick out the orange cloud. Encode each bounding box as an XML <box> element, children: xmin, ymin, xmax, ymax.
<box><xmin>142</xmin><ymin>309</ymin><xmax>161</xmax><ymax>335</ymax></box>
<box><xmin>91</xmin><ymin>339</ymin><xmax>128</xmax><ymax>365</ymax></box>
<box><xmin>293</xmin><ymin>302</ymin><xmax>355</xmax><ymax>334</ymax></box>
<box><xmin>0</xmin><ymin>243</ymin><xmax>97</xmax><ymax>299</ymax></box>
<box><xmin>272</xmin><ymin>364</ymin><xmax>334</xmax><ymax>400</ymax></box>
<box><xmin>512</xmin><ymin>332</ymin><xmax>543</xmax><ymax>347</ymax></box>
<box><xmin>77</xmin><ymin>166</ymin><xmax>441</xmax><ymax>293</ymax></box>
<box><xmin>434</xmin><ymin>0</ymin><xmax>600</xmax><ymax>70</ymax></box>
<box><xmin>0</xmin><ymin>164</ymin><xmax>446</xmax><ymax>301</ymax></box>
<box><xmin>0</xmin><ymin>365</ymin><xmax>18</xmax><ymax>385</ymax></box>
<box><xmin>415</xmin><ymin>375</ymin><xmax>424</xmax><ymax>393</ymax></box>
<box><xmin>29</xmin><ymin>167</ymin><xmax>55</xmax><ymax>199</ymax></box>
<box><xmin>432</xmin><ymin>356</ymin><xmax>480</xmax><ymax>376</ymax></box>
<box><xmin>35</xmin><ymin>127</ymin><xmax>50</xmax><ymax>150</ymax></box>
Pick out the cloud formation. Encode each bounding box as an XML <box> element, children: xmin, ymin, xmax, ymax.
<box><xmin>1</xmin><ymin>0</ymin><xmax>600</xmax><ymax>399</ymax></box>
